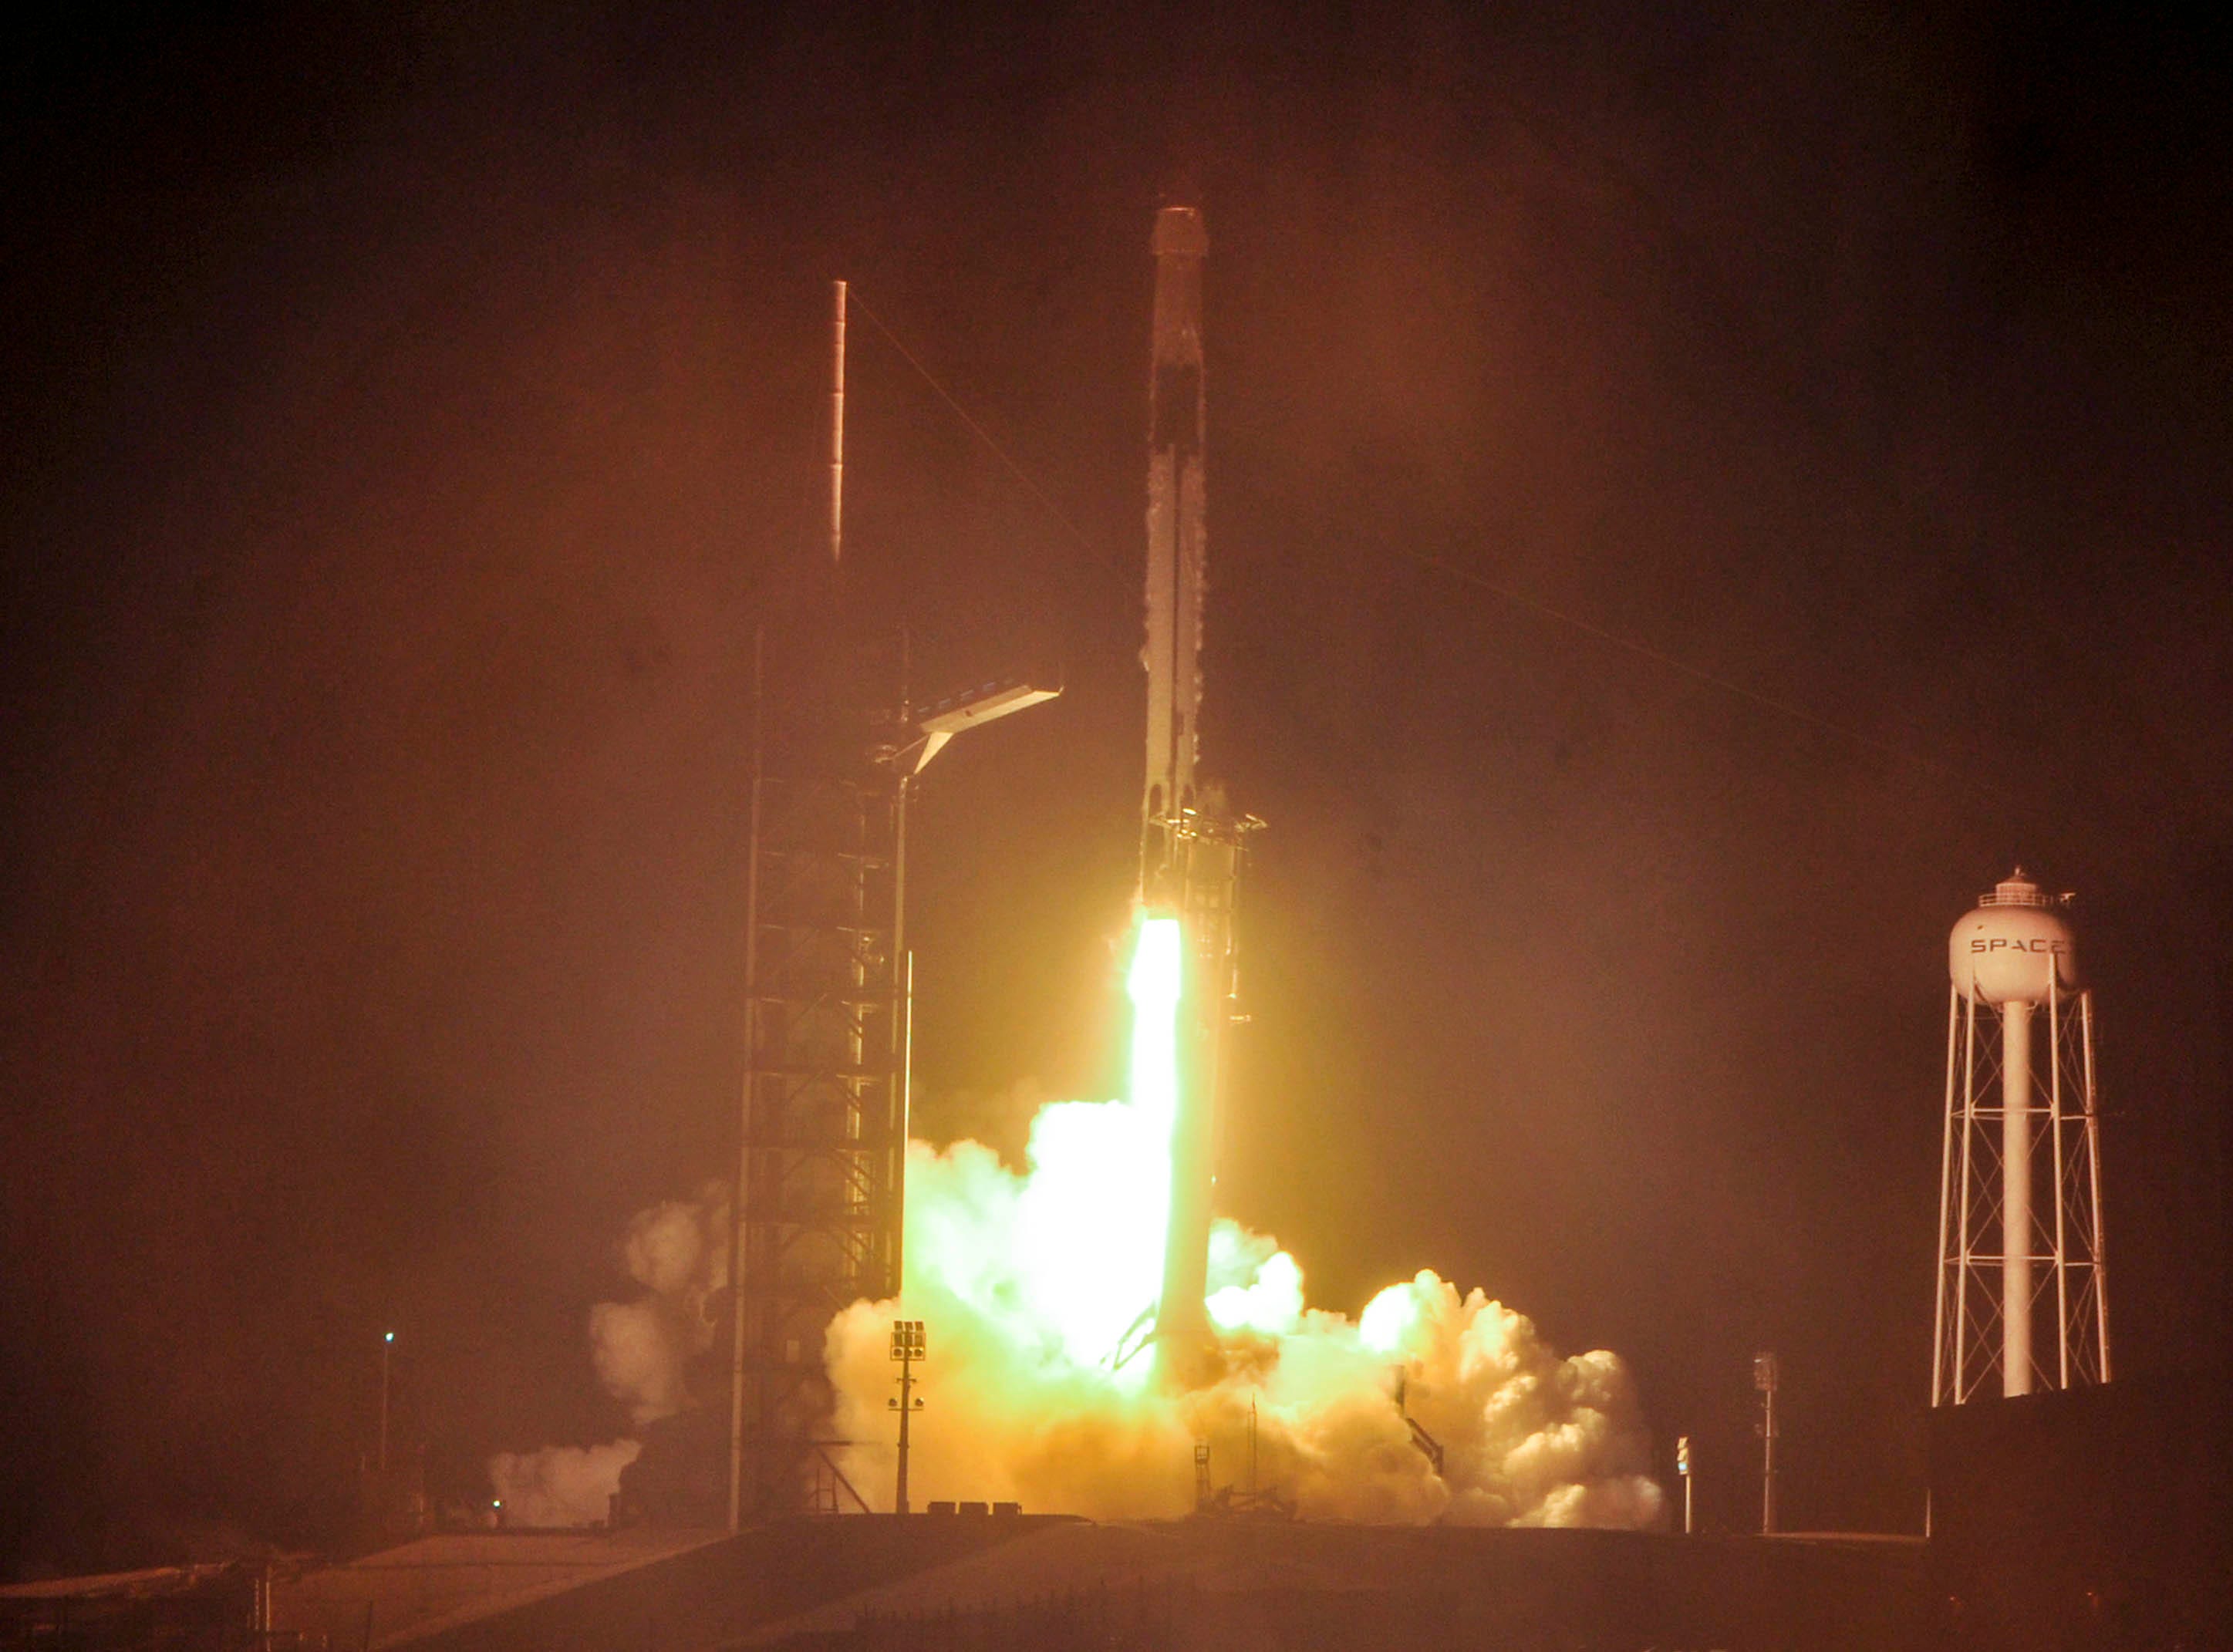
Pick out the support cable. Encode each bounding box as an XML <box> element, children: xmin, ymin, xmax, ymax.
<box><xmin>848</xmin><ymin>291</ymin><xmax>1131</xmax><ymax>595</ymax></box>
<box><xmin>1401</xmin><ymin>547</ymin><xmax>1976</xmax><ymax>786</ymax></box>
<box><xmin>847</xmin><ymin>295</ymin><xmax>1998</xmax><ymax>791</ymax></box>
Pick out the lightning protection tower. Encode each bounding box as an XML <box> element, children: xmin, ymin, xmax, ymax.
<box><xmin>1933</xmin><ymin>870</ymin><xmax>2110</xmax><ymax>1404</ymax></box>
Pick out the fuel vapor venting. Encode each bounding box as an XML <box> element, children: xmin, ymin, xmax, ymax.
<box><xmin>1138</xmin><ymin>204</ymin><xmax>1259</xmax><ymax>1377</ymax></box>
<box><xmin>1934</xmin><ymin>869</ymin><xmax>2111</xmax><ymax>1404</ymax></box>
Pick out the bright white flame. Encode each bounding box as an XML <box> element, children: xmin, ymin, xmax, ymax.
<box><xmin>1206</xmin><ymin>1249</ymin><xmax>1304</xmax><ymax>1336</ymax></box>
<box><xmin>1358</xmin><ymin>1277</ymin><xmax>1422</xmax><ymax>1356</ymax></box>
<box><xmin>994</xmin><ymin>915</ymin><xmax>1185</xmax><ymax>1367</ymax></box>
<box><xmin>1127</xmin><ymin>915</ymin><xmax>1183</xmax><ymax>1139</ymax></box>
<box><xmin>824</xmin><ymin>917</ymin><xmax>1667</xmax><ymax>1528</ymax></box>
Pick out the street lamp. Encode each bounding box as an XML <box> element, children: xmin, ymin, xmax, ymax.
<box><xmin>1753</xmin><ymin>1351</ymin><xmax>1779</xmax><ymax>1535</ymax></box>
<box><xmin>888</xmin><ymin>1320</ymin><xmax>926</xmax><ymax>1515</ymax></box>
<box><xmin>379</xmin><ymin>1331</ymin><xmax>396</xmax><ymax>1475</ymax></box>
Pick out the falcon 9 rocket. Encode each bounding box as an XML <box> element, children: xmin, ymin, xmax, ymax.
<box><xmin>1140</xmin><ymin>205</ymin><xmax>1256</xmax><ymax>1378</ymax></box>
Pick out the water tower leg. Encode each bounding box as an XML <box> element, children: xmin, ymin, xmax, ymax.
<box><xmin>2002</xmin><ymin>1000</ymin><xmax>2033</xmax><ymax>1397</ymax></box>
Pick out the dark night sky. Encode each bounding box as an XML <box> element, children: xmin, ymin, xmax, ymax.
<box><xmin>2</xmin><ymin>2</ymin><xmax>2227</xmax><ymax>1569</ymax></box>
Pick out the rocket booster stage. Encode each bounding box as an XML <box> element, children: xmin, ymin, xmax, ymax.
<box><xmin>1140</xmin><ymin>206</ymin><xmax>1253</xmax><ymax>1377</ymax></box>
<box><xmin>1141</xmin><ymin>205</ymin><xmax>1209</xmax><ymax>909</ymax></box>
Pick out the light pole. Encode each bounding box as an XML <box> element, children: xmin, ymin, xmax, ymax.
<box><xmin>1753</xmin><ymin>1351</ymin><xmax>1779</xmax><ymax>1535</ymax></box>
<box><xmin>888</xmin><ymin>1320</ymin><xmax>926</xmax><ymax>1514</ymax></box>
<box><xmin>379</xmin><ymin>1331</ymin><xmax>396</xmax><ymax>1475</ymax></box>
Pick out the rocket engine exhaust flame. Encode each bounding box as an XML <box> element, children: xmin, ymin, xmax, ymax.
<box><xmin>498</xmin><ymin>925</ymin><xmax>1661</xmax><ymax>1530</ymax></box>
<box><xmin>856</xmin><ymin>204</ymin><xmax>1666</xmax><ymax>1523</ymax></box>
<box><xmin>824</xmin><ymin>919</ymin><xmax>1665</xmax><ymax>1527</ymax></box>
<box><xmin>835</xmin><ymin>211</ymin><xmax>1657</xmax><ymax>1525</ymax></box>
<box><xmin>504</xmin><ymin>207</ymin><xmax>1658</xmax><ymax>1532</ymax></box>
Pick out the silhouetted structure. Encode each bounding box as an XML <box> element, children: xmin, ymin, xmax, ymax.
<box><xmin>1928</xmin><ymin>1372</ymin><xmax>2231</xmax><ymax>1650</ymax></box>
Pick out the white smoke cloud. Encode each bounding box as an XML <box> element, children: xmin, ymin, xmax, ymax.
<box><xmin>1355</xmin><ymin>1272</ymin><xmax>1663</xmax><ymax>1528</ymax></box>
<box><xmin>588</xmin><ymin>1299</ymin><xmax>690</xmax><ymax>1427</ymax></box>
<box><xmin>619</xmin><ymin>1195</ymin><xmax>723</xmax><ymax>1299</ymax></box>
<box><xmin>586</xmin><ymin>1187</ymin><xmax>728</xmax><ymax>1427</ymax></box>
<box><xmin>491</xmin><ymin>1029</ymin><xmax>1661</xmax><ymax>1532</ymax></box>
<box><xmin>486</xmin><ymin>1185</ymin><xmax>730</xmax><ymax>1521</ymax></box>
<box><xmin>825</xmin><ymin>1113</ymin><xmax>1665</xmax><ymax>1528</ymax></box>
<box><xmin>487</xmin><ymin>1441</ymin><xmax>641</xmax><ymax>1529</ymax></box>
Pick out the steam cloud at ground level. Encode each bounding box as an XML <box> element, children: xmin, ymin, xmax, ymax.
<box><xmin>827</xmin><ymin>1116</ymin><xmax>1665</xmax><ymax>1527</ymax></box>
<box><xmin>487</xmin><ymin>1441</ymin><xmax>642</xmax><ymax>1529</ymax></box>
<box><xmin>486</xmin><ymin>1192</ymin><xmax>730</xmax><ymax>1526</ymax></box>
<box><xmin>491</xmin><ymin>1097</ymin><xmax>1663</xmax><ymax>1531</ymax></box>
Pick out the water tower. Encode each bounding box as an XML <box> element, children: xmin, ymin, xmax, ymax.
<box><xmin>1933</xmin><ymin>870</ymin><xmax>2111</xmax><ymax>1404</ymax></box>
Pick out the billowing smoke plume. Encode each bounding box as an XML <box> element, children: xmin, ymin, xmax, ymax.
<box><xmin>487</xmin><ymin>1441</ymin><xmax>642</xmax><ymax>1528</ymax></box>
<box><xmin>502</xmin><ymin>922</ymin><xmax>1660</xmax><ymax>1529</ymax></box>
<box><xmin>826</xmin><ymin>1100</ymin><xmax>1665</xmax><ymax>1526</ymax></box>
<box><xmin>589</xmin><ymin>1189</ymin><xmax>729</xmax><ymax>1425</ymax></box>
<box><xmin>484</xmin><ymin>1186</ymin><xmax>729</xmax><ymax>1523</ymax></box>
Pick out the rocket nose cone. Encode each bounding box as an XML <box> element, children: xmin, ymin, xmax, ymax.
<box><xmin>1152</xmin><ymin>206</ymin><xmax>1208</xmax><ymax>257</ymax></box>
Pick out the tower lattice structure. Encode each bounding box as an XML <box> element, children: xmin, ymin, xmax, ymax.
<box><xmin>727</xmin><ymin>633</ymin><xmax>908</xmax><ymax>1523</ymax></box>
<box><xmin>1934</xmin><ymin>873</ymin><xmax>2110</xmax><ymax>1405</ymax></box>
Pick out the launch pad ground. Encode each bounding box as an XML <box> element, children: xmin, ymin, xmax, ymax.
<box><xmin>278</xmin><ymin>1517</ymin><xmax>1930</xmax><ymax>1651</ymax></box>
<box><xmin>268</xmin><ymin>1529</ymin><xmax>726</xmax><ymax>1648</ymax></box>
<box><xmin>740</xmin><ymin>1521</ymin><xmax>1929</xmax><ymax>1651</ymax></box>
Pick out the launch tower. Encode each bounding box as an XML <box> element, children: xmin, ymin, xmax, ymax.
<box><xmin>726</xmin><ymin>285</ymin><xmax>1055</xmax><ymax>1526</ymax></box>
<box><xmin>725</xmin><ymin>619</ymin><xmax>909</xmax><ymax>1524</ymax></box>
<box><xmin>1933</xmin><ymin>870</ymin><xmax>2110</xmax><ymax>1404</ymax></box>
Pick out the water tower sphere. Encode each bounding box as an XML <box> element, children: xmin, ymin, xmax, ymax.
<box><xmin>1948</xmin><ymin>871</ymin><xmax>2079</xmax><ymax>1006</ymax></box>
